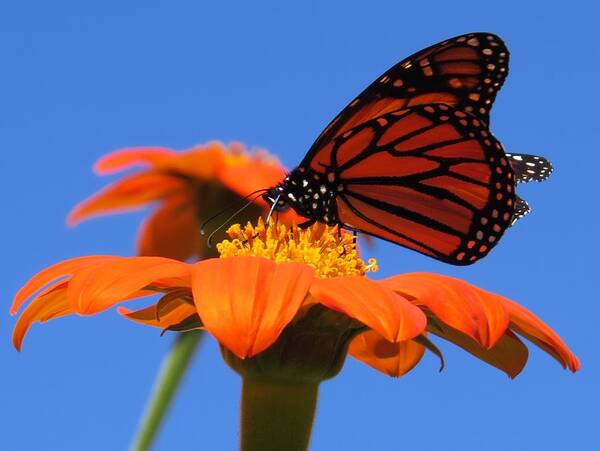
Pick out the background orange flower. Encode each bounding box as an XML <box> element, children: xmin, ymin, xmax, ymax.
<box><xmin>68</xmin><ymin>142</ymin><xmax>301</xmax><ymax>260</ymax></box>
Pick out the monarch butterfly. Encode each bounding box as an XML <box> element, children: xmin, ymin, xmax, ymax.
<box><xmin>263</xmin><ymin>32</ymin><xmax>553</xmax><ymax>265</ymax></box>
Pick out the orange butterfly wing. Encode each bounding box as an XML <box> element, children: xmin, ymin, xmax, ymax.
<box><xmin>292</xmin><ymin>32</ymin><xmax>515</xmax><ymax>265</ymax></box>
<box><xmin>302</xmin><ymin>32</ymin><xmax>509</xmax><ymax>173</ymax></box>
<box><xmin>330</xmin><ymin>103</ymin><xmax>515</xmax><ymax>264</ymax></box>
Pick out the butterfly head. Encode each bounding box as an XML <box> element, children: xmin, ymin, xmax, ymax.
<box><xmin>262</xmin><ymin>185</ymin><xmax>290</xmax><ymax>212</ymax></box>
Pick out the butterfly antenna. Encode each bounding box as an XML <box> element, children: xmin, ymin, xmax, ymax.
<box><xmin>205</xmin><ymin>191</ymin><xmax>266</xmax><ymax>247</ymax></box>
<box><xmin>265</xmin><ymin>193</ymin><xmax>281</xmax><ymax>226</ymax></box>
<box><xmin>200</xmin><ymin>188</ymin><xmax>268</xmax><ymax>235</ymax></box>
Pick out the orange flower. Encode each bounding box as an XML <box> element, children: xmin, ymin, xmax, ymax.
<box><xmin>68</xmin><ymin>142</ymin><xmax>300</xmax><ymax>260</ymax></box>
<box><xmin>11</xmin><ymin>220</ymin><xmax>579</xmax><ymax>379</ymax></box>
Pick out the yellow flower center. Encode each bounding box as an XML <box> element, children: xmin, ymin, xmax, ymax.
<box><xmin>217</xmin><ymin>218</ymin><xmax>378</xmax><ymax>278</ymax></box>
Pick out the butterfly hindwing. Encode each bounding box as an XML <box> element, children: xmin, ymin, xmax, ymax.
<box><xmin>511</xmin><ymin>195</ymin><xmax>531</xmax><ymax>225</ymax></box>
<box><xmin>505</xmin><ymin>153</ymin><xmax>553</xmax><ymax>225</ymax></box>
<box><xmin>330</xmin><ymin>103</ymin><xmax>515</xmax><ymax>265</ymax></box>
<box><xmin>506</xmin><ymin>152</ymin><xmax>553</xmax><ymax>183</ymax></box>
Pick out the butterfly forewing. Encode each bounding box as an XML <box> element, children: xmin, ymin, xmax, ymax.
<box><xmin>303</xmin><ymin>32</ymin><xmax>509</xmax><ymax>173</ymax></box>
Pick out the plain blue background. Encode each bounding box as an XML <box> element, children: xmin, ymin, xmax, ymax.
<box><xmin>2</xmin><ymin>1</ymin><xmax>598</xmax><ymax>450</ymax></box>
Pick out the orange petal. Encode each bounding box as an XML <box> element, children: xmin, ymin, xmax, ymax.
<box><xmin>218</xmin><ymin>155</ymin><xmax>309</xmax><ymax>225</ymax></box>
<box><xmin>118</xmin><ymin>298</ymin><xmax>197</xmax><ymax>329</ymax></box>
<box><xmin>219</xmin><ymin>158</ymin><xmax>286</xmax><ymax>199</ymax></box>
<box><xmin>154</xmin><ymin>144</ymin><xmax>227</xmax><ymax>180</ymax></box>
<box><xmin>382</xmin><ymin>273</ymin><xmax>509</xmax><ymax>348</ymax></box>
<box><xmin>12</xmin><ymin>281</ymin><xmax>74</xmax><ymax>351</ymax></box>
<box><xmin>349</xmin><ymin>330</ymin><xmax>425</xmax><ymax>377</ymax></box>
<box><xmin>11</xmin><ymin>256</ymin><xmax>121</xmax><ymax>314</ymax></box>
<box><xmin>67</xmin><ymin>257</ymin><xmax>191</xmax><ymax>314</ymax></box>
<box><xmin>191</xmin><ymin>257</ymin><xmax>315</xmax><ymax>358</ymax></box>
<box><xmin>501</xmin><ymin>298</ymin><xmax>580</xmax><ymax>372</ymax></box>
<box><xmin>94</xmin><ymin>147</ymin><xmax>176</xmax><ymax>175</ymax></box>
<box><xmin>67</xmin><ymin>172</ymin><xmax>185</xmax><ymax>225</ymax></box>
<box><xmin>429</xmin><ymin>320</ymin><xmax>529</xmax><ymax>378</ymax></box>
<box><xmin>310</xmin><ymin>276</ymin><xmax>426</xmax><ymax>343</ymax></box>
<box><xmin>137</xmin><ymin>194</ymin><xmax>202</xmax><ymax>261</ymax></box>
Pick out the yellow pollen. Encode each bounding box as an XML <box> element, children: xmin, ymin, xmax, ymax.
<box><xmin>217</xmin><ymin>218</ymin><xmax>378</xmax><ymax>278</ymax></box>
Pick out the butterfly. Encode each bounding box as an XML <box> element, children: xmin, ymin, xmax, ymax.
<box><xmin>263</xmin><ymin>32</ymin><xmax>553</xmax><ymax>265</ymax></box>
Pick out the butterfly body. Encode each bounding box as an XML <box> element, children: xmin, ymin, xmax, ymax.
<box><xmin>264</xmin><ymin>32</ymin><xmax>552</xmax><ymax>265</ymax></box>
<box><xmin>266</xmin><ymin>166</ymin><xmax>340</xmax><ymax>225</ymax></box>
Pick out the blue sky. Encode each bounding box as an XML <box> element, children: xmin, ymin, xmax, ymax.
<box><xmin>2</xmin><ymin>1</ymin><xmax>598</xmax><ymax>450</ymax></box>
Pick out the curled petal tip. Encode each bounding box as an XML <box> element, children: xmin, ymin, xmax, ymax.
<box><xmin>414</xmin><ymin>335</ymin><xmax>445</xmax><ymax>372</ymax></box>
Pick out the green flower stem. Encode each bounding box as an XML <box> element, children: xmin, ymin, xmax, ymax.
<box><xmin>130</xmin><ymin>330</ymin><xmax>203</xmax><ymax>451</ymax></box>
<box><xmin>240</xmin><ymin>378</ymin><xmax>320</xmax><ymax>451</ymax></box>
